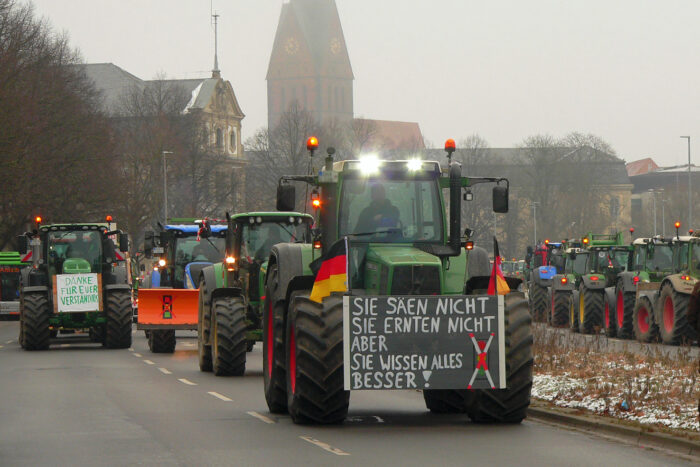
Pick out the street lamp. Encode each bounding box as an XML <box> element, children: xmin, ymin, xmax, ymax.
<box><xmin>162</xmin><ymin>150</ymin><xmax>173</xmax><ymax>222</ymax></box>
<box><xmin>680</xmin><ymin>136</ymin><xmax>691</xmax><ymax>229</ymax></box>
<box><xmin>531</xmin><ymin>201</ymin><xmax>540</xmax><ymax>245</ymax></box>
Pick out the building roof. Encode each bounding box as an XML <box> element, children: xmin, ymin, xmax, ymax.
<box><xmin>626</xmin><ymin>158</ymin><xmax>659</xmax><ymax>177</ymax></box>
<box><xmin>356</xmin><ymin>118</ymin><xmax>425</xmax><ymax>151</ymax></box>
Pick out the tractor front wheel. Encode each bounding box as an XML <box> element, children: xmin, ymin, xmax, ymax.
<box><xmin>104</xmin><ymin>291</ymin><xmax>132</xmax><ymax>349</ymax></box>
<box><xmin>603</xmin><ymin>290</ymin><xmax>617</xmax><ymax>338</ymax></box>
<box><xmin>463</xmin><ymin>292</ymin><xmax>533</xmax><ymax>423</ymax></box>
<box><xmin>286</xmin><ymin>293</ymin><xmax>349</xmax><ymax>424</ymax></box>
<box><xmin>262</xmin><ymin>265</ymin><xmax>289</xmax><ymax>413</ymax></box>
<box><xmin>633</xmin><ymin>296</ymin><xmax>658</xmax><ymax>343</ymax></box>
<box><xmin>615</xmin><ymin>282</ymin><xmax>635</xmax><ymax>339</ymax></box>
<box><xmin>211</xmin><ymin>296</ymin><xmax>247</xmax><ymax>376</ymax></box>
<box><xmin>569</xmin><ymin>291</ymin><xmax>580</xmax><ymax>332</ymax></box>
<box><xmin>657</xmin><ymin>283</ymin><xmax>693</xmax><ymax>345</ymax></box>
<box><xmin>529</xmin><ymin>282</ymin><xmax>548</xmax><ymax>322</ymax></box>
<box><xmin>22</xmin><ymin>293</ymin><xmax>50</xmax><ymax>351</ymax></box>
<box><xmin>578</xmin><ymin>286</ymin><xmax>603</xmax><ymax>334</ymax></box>
<box><xmin>551</xmin><ymin>291</ymin><xmax>570</xmax><ymax>328</ymax></box>
<box><xmin>148</xmin><ymin>329</ymin><xmax>176</xmax><ymax>353</ymax></box>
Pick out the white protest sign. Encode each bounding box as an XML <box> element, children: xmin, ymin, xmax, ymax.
<box><xmin>55</xmin><ymin>274</ymin><xmax>102</xmax><ymax>312</ymax></box>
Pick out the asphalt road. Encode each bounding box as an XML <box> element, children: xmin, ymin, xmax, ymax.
<box><xmin>0</xmin><ymin>321</ymin><xmax>692</xmax><ymax>466</ymax></box>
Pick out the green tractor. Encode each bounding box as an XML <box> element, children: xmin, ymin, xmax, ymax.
<box><xmin>620</xmin><ymin>236</ymin><xmax>675</xmax><ymax>342</ymax></box>
<box><xmin>569</xmin><ymin>233</ymin><xmax>630</xmax><ymax>335</ymax></box>
<box><xmin>197</xmin><ymin>212</ymin><xmax>314</xmax><ymax>376</ymax></box>
<box><xmin>260</xmin><ymin>139</ymin><xmax>531</xmax><ymax>425</ymax></box>
<box><xmin>548</xmin><ymin>247</ymin><xmax>588</xmax><ymax>328</ymax></box>
<box><xmin>654</xmin><ymin>228</ymin><xmax>699</xmax><ymax>345</ymax></box>
<box><xmin>0</xmin><ymin>251</ymin><xmax>30</xmax><ymax>320</ymax></box>
<box><xmin>17</xmin><ymin>219</ymin><xmax>132</xmax><ymax>350</ymax></box>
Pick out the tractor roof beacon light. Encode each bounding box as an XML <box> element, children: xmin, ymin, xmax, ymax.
<box><xmin>158</xmin><ymin>259</ymin><xmax>166</xmax><ymax>268</ymax></box>
<box><xmin>34</xmin><ymin>216</ymin><xmax>42</xmax><ymax>226</ymax></box>
<box><xmin>306</xmin><ymin>136</ymin><xmax>318</xmax><ymax>156</ymax></box>
<box><xmin>311</xmin><ymin>189</ymin><xmax>321</xmax><ymax>209</ymax></box>
<box><xmin>544</xmin><ymin>239</ymin><xmax>550</xmax><ymax>245</ymax></box>
<box><xmin>675</xmin><ymin>221</ymin><xmax>681</xmax><ymax>239</ymax></box>
<box><xmin>325</xmin><ymin>146</ymin><xmax>336</xmax><ymax>171</ymax></box>
<box><xmin>629</xmin><ymin>227</ymin><xmax>635</xmax><ymax>238</ymax></box>
<box><xmin>106</xmin><ymin>215</ymin><xmax>113</xmax><ymax>222</ymax></box>
<box><xmin>465</xmin><ymin>241</ymin><xmax>474</xmax><ymax>251</ymax></box>
<box><xmin>444</xmin><ymin>138</ymin><xmax>456</xmax><ymax>163</ymax></box>
<box><xmin>225</xmin><ymin>256</ymin><xmax>236</xmax><ymax>272</ymax></box>
<box><xmin>582</xmin><ymin>237</ymin><xmax>589</xmax><ymax>245</ymax></box>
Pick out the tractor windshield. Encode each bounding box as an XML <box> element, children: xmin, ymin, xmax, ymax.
<box><xmin>1</xmin><ymin>270</ymin><xmax>20</xmax><ymax>301</ymax></box>
<box><xmin>609</xmin><ymin>249</ymin><xmax>631</xmax><ymax>272</ymax></box>
<box><xmin>565</xmin><ymin>252</ymin><xmax>588</xmax><ymax>275</ymax></box>
<box><xmin>173</xmin><ymin>236</ymin><xmax>225</xmax><ymax>287</ymax></box>
<box><xmin>690</xmin><ymin>243</ymin><xmax>700</xmax><ymax>273</ymax></box>
<box><xmin>48</xmin><ymin>230</ymin><xmax>102</xmax><ymax>274</ymax></box>
<box><xmin>241</xmin><ymin>221</ymin><xmax>311</xmax><ymax>262</ymax></box>
<box><xmin>648</xmin><ymin>244</ymin><xmax>673</xmax><ymax>272</ymax></box>
<box><xmin>338</xmin><ymin>174</ymin><xmax>443</xmax><ymax>243</ymax></box>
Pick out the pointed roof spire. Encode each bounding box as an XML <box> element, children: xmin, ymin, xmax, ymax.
<box><xmin>212</xmin><ymin>12</ymin><xmax>221</xmax><ymax>78</ymax></box>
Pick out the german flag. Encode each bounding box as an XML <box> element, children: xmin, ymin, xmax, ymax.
<box><xmin>309</xmin><ymin>238</ymin><xmax>348</xmax><ymax>303</ymax></box>
<box><xmin>487</xmin><ymin>237</ymin><xmax>510</xmax><ymax>296</ymax></box>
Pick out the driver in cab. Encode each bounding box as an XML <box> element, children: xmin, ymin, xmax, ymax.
<box><xmin>354</xmin><ymin>184</ymin><xmax>400</xmax><ymax>234</ymax></box>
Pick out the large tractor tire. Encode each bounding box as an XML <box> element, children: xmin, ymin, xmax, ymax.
<box><xmin>657</xmin><ymin>283</ymin><xmax>694</xmax><ymax>345</ymax></box>
<box><xmin>262</xmin><ymin>264</ymin><xmax>290</xmax><ymax>413</ymax></box>
<box><xmin>286</xmin><ymin>293</ymin><xmax>349</xmax><ymax>424</ymax></box>
<box><xmin>633</xmin><ymin>296</ymin><xmax>658</xmax><ymax>343</ymax></box>
<box><xmin>197</xmin><ymin>276</ymin><xmax>213</xmax><ymax>372</ymax></box>
<box><xmin>423</xmin><ymin>389</ymin><xmax>470</xmax><ymax>414</ymax></box>
<box><xmin>22</xmin><ymin>293</ymin><xmax>50</xmax><ymax>351</ymax></box>
<box><xmin>689</xmin><ymin>282</ymin><xmax>700</xmax><ymax>341</ymax></box>
<box><xmin>529</xmin><ymin>282</ymin><xmax>548</xmax><ymax>323</ymax></box>
<box><xmin>148</xmin><ymin>329</ymin><xmax>176</xmax><ymax>353</ymax></box>
<box><xmin>603</xmin><ymin>290</ymin><xmax>617</xmax><ymax>338</ymax></box>
<box><xmin>211</xmin><ymin>296</ymin><xmax>247</xmax><ymax>376</ymax></box>
<box><xmin>615</xmin><ymin>282</ymin><xmax>635</xmax><ymax>339</ymax></box>
<box><xmin>462</xmin><ymin>293</ymin><xmax>533</xmax><ymax>423</ymax></box>
<box><xmin>569</xmin><ymin>290</ymin><xmax>580</xmax><ymax>332</ymax></box>
<box><xmin>104</xmin><ymin>291</ymin><xmax>133</xmax><ymax>349</ymax></box>
<box><xmin>578</xmin><ymin>286</ymin><xmax>603</xmax><ymax>334</ymax></box>
<box><xmin>551</xmin><ymin>291</ymin><xmax>570</xmax><ymax>328</ymax></box>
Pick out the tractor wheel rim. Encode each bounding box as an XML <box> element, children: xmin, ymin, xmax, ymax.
<box><xmin>570</xmin><ymin>301</ymin><xmax>575</xmax><ymax>326</ymax></box>
<box><xmin>604</xmin><ymin>301</ymin><xmax>610</xmax><ymax>329</ymax></box>
<box><xmin>579</xmin><ymin>292</ymin><xmax>585</xmax><ymax>324</ymax></box>
<box><xmin>616</xmin><ymin>290</ymin><xmax>624</xmax><ymax>328</ymax></box>
<box><xmin>638</xmin><ymin>306</ymin><xmax>649</xmax><ymax>334</ymax></box>
<box><xmin>663</xmin><ymin>296</ymin><xmax>674</xmax><ymax>332</ymax></box>
<box><xmin>266</xmin><ymin>301</ymin><xmax>274</xmax><ymax>378</ymax></box>
<box><xmin>289</xmin><ymin>324</ymin><xmax>297</xmax><ymax>395</ymax></box>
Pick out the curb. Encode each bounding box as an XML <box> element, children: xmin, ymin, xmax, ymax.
<box><xmin>527</xmin><ymin>406</ymin><xmax>700</xmax><ymax>459</ymax></box>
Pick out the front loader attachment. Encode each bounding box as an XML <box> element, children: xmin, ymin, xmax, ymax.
<box><xmin>136</xmin><ymin>288</ymin><xmax>199</xmax><ymax>330</ymax></box>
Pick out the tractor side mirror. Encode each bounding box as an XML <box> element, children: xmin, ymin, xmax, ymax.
<box><xmin>119</xmin><ymin>233</ymin><xmax>129</xmax><ymax>252</ymax></box>
<box><xmin>144</xmin><ymin>231</ymin><xmax>154</xmax><ymax>257</ymax></box>
<box><xmin>493</xmin><ymin>185</ymin><xmax>509</xmax><ymax>213</ymax></box>
<box><xmin>199</xmin><ymin>223</ymin><xmax>212</xmax><ymax>238</ymax></box>
<box><xmin>277</xmin><ymin>184</ymin><xmax>296</xmax><ymax>212</ymax></box>
<box><xmin>17</xmin><ymin>235</ymin><xmax>27</xmax><ymax>255</ymax></box>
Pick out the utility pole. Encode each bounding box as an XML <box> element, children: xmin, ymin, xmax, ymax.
<box><xmin>680</xmin><ymin>136</ymin><xmax>691</xmax><ymax>229</ymax></box>
<box><xmin>212</xmin><ymin>12</ymin><xmax>220</xmax><ymax>77</ymax></box>
<box><xmin>162</xmin><ymin>151</ymin><xmax>173</xmax><ymax>222</ymax></box>
<box><xmin>531</xmin><ymin>201</ymin><xmax>540</xmax><ymax>245</ymax></box>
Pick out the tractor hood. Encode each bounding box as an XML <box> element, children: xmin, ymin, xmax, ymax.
<box><xmin>362</xmin><ymin>244</ymin><xmax>443</xmax><ymax>295</ymax></box>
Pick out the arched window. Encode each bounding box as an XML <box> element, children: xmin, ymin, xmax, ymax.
<box><xmin>216</xmin><ymin>128</ymin><xmax>223</xmax><ymax>149</ymax></box>
<box><xmin>230</xmin><ymin>127</ymin><xmax>237</xmax><ymax>155</ymax></box>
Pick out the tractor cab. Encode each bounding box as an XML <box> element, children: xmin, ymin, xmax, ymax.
<box><xmin>631</xmin><ymin>236</ymin><xmax>675</xmax><ymax>282</ymax></box>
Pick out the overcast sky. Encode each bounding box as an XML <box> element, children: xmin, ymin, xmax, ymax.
<box><xmin>30</xmin><ymin>0</ymin><xmax>700</xmax><ymax>166</ymax></box>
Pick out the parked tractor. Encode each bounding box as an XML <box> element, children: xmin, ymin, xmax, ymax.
<box><xmin>197</xmin><ymin>212</ymin><xmax>314</xmax><ymax>376</ymax></box>
<box><xmin>139</xmin><ymin>219</ymin><xmax>227</xmax><ymax>353</ymax></box>
<box><xmin>16</xmin><ymin>218</ymin><xmax>132</xmax><ymax>350</ymax></box>
<box><xmin>548</xmin><ymin>247</ymin><xmax>587</xmax><ymax>328</ymax></box>
<box><xmin>0</xmin><ymin>251</ymin><xmax>30</xmax><ymax>320</ymax></box>
<box><xmin>653</xmin><ymin>228</ymin><xmax>699</xmax><ymax>345</ymax></box>
<box><xmin>260</xmin><ymin>139</ymin><xmax>531</xmax><ymax>425</ymax></box>
<box><xmin>528</xmin><ymin>241</ymin><xmax>564</xmax><ymax>322</ymax></box>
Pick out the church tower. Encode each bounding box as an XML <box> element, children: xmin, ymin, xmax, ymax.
<box><xmin>267</xmin><ymin>0</ymin><xmax>354</xmax><ymax>129</ymax></box>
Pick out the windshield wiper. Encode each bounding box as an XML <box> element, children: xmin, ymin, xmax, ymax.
<box><xmin>349</xmin><ymin>228</ymin><xmax>401</xmax><ymax>237</ymax></box>
<box><xmin>204</xmin><ymin>237</ymin><xmax>221</xmax><ymax>255</ymax></box>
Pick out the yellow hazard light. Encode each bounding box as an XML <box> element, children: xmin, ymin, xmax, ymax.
<box><xmin>158</xmin><ymin>259</ymin><xmax>166</xmax><ymax>267</ymax></box>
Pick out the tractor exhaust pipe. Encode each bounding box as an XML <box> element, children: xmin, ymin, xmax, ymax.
<box><xmin>449</xmin><ymin>162</ymin><xmax>461</xmax><ymax>255</ymax></box>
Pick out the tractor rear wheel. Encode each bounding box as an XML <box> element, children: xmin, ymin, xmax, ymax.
<box><xmin>603</xmin><ymin>290</ymin><xmax>617</xmax><ymax>338</ymax></box>
<box><xmin>263</xmin><ymin>265</ymin><xmax>290</xmax><ymax>413</ymax></box>
<box><xmin>104</xmin><ymin>291</ymin><xmax>132</xmax><ymax>349</ymax></box>
<box><xmin>689</xmin><ymin>282</ymin><xmax>700</xmax><ymax>341</ymax></box>
<box><xmin>657</xmin><ymin>283</ymin><xmax>694</xmax><ymax>345</ymax></box>
<box><xmin>286</xmin><ymin>293</ymin><xmax>349</xmax><ymax>424</ymax></box>
<box><xmin>148</xmin><ymin>329</ymin><xmax>176</xmax><ymax>353</ymax></box>
<box><xmin>423</xmin><ymin>389</ymin><xmax>470</xmax><ymax>413</ymax></box>
<box><xmin>22</xmin><ymin>293</ymin><xmax>50</xmax><ymax>351</ymax></box>
<box><xmin>463</xmin><ymin>293</ymin><xmax>533</xmax><ymax>423</ymax></box>
<box><xmin>211</xmin><ymin>296</ymin><xmax>247</xmax><ymax>376</ymax></box>
<box><xmin>197</xmin><ymin>276</ymin><xmax>213</xmax><ymax>372</ymax></box>
<box><xmin>551</xmin><ymin>291</ymin><xmax>570</xmax><ymax>328</ymax></box>
<box><xmin>633</xmin><ymin>296</ymin><xmax>658</xmax><ymax>343</ymax></box>
<box><xmin>529</xmin><ymin>282</ymin><xmax>548</xmax><ymax>322</ymax></box>
<box><xmin>569</xmin><ymin>291</ymin><xmax>580</xmax><ymax>332</ymax></box>
<box><xmin>578</xmin><ymin>286</ymin><xmax>603</xmax><ymax>334</ymax></box>
<box><xmin>615</xmin><ymin>282</ymin><xmax>635</xmax><ymax>339</ymax></box>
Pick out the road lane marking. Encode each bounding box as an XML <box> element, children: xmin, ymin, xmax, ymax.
<box><xmin>133</xmin><ymin>353</ymin><xmax>142</xmax><ymax>357</ymax></box>
<box><xmin>178</xmin><ymin>378</ymin><xmax>197</xmax><ymax>386</ymax></box>
<box><xmin>158</xmin><ymin>367</ymin><xmax>172</xmax><ymax>374</ymax></box>
<box><xmin>143</xmin><ymin>359</ymin><xmax>155</xmax><ymax>365</ymax></box>
<box><xmin>300</xmin><ymin>436</ymin><xmax>350</xmax><ymax>456</ymax></box>
<box><xmin>0</xmin><ymin>345</ymin><xmax>4</xmax><ymax>349</ymax></box>
<box><xmin>5</xmin><ymin>340</ymin><xmax>12</xmax><ymax>344</ymax></box>
<box><xmin>129</xmin><ymin>348</ymin><xmax>134</xmax><ymax>352</ymax></box>
<box><xmin>208</xmin><ymin>391</ymin><xmax>232</xmax><ymax>401</ymax></box>
<box><xmin>247</xmin><ymin>411</ymin><xmax>275</xmax><ymax>424</ymax></box>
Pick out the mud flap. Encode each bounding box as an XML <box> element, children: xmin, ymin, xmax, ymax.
<box><xmin>137</xmin><ymin>288</ymin><xmax>199</xmax><ymax>330</ymax></box>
